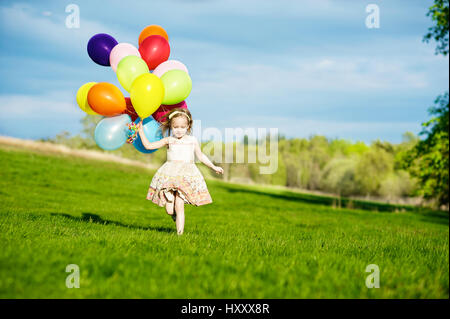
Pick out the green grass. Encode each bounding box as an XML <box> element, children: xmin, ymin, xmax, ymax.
<box><xmin>0</xmin><ymin>146</ymin><xmax>448</xmax><ymax>298</ymax></box>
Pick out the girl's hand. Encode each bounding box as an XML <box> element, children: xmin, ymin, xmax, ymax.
<box><xmin>213</xmin><ymin>165</ymin><xmax>224</xmax><ymax>175</ymax></box>
<box><xmin>167</xmin><ymin>136</ymin><xmax>176</xmax><ymax>144</ymax></box>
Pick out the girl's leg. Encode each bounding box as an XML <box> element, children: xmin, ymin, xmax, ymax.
<box><xmin>165</xmin><ymin>198</ymin><xmax>175</xmax><ymax>222</ymax></box>
<box><xmin>174</xmin><ymin>192</ymin><xmax>185</xmax><ymax>235</ymax></box>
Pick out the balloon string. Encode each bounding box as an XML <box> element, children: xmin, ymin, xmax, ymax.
<box><xmin>126</xmin><ymin>122</ymin><xmax>139</xmax><ymax>144</ymax></box>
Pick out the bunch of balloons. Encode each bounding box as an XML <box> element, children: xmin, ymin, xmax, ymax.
<box><xmin>76</xmin><ymin>25</ymin><xmax>192</xmax><ymax>153</ymax></box>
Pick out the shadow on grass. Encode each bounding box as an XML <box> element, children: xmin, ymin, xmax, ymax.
<box><xmin>217</xmin><ymin>184</ymin><xmax>449</xmax><ymax>226</ymax></box>
<box><xmin>50</xmin><ymin>212</ymin><xmax>175</xmax><ymax>234</ymax></box>
<box><xmin>416</xmin><ymin>209</ymin><xmax>450</xmax><ymax>226</ymax></box>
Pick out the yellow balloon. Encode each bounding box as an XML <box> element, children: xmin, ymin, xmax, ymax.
<box><xmin>130</xmin><ymin>73</ymin><xmax>165</xmax><ymax>118</ymax></box>
<box><xmin>76</xmin><ymin>82</ymin><xmax>99</xmax><ymax>115</ymax></box>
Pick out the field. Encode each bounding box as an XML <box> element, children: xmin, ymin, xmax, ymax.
<box><xmin>0</xmin><ymin>143</ymin><xmax>448</xmax><ymax>298</ymax></box>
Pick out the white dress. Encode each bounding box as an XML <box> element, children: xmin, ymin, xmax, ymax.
<box><xmin>146</xmin><ymin>135</ymin><xmax>213</xmax><ymax>207</ymax></box>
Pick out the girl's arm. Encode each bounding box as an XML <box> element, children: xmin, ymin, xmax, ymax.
<box><xmin>193</xmin><ymin>137</ymin><xmax>223</xmax><ymax>174</ymax></box>
<box><xmin>138</xmin><ymin>122</ymin><xmax>169</xmax><ymax>150</ymax></box>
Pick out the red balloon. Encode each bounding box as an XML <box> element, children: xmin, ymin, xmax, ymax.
<box><xmin>123</xmin><ymin>97</ymin><xmax>139</xmax><ymax>122</ymax></box>
<box><xmin>138</xmin><ymin>35</ymin><xmax>170</xmax><ymax>70</ymax></box>
<box><xmin>152</xmin><ymin>101</ymin><xmax>188</xmax><ymax>123</ymax></box>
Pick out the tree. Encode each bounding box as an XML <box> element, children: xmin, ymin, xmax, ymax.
<box><xmin>81</xmin><ymin>114</ymin><xmax>103</xmax><ymax>139</ymax></box>
<box><xmin>423</xmin><ymin>0</ymin><xmax>449</xmax><ymax>56</ymax></box>
<box><xmin>402</xmin><ymin>0</ymin><xmax>449</xmax><ymax>209</ymax></box>
<box><xmin>355</xmin><ymin>149</ymin><xmax>394</xmax><ymax>196</ymax></box>
<box><xmin>80</xmin><ymin>114</ymin><xmax>103</xmax><ymax>149</ymax></box>
<box><xmin>319</xmin><ymin>156</ymin><xmax>359</xmax><ymax>197</ymax></box>
<box><xmin>403</xmin><ymin>93</ymin><xmax>449</xmax><ymax>208</ymax></box>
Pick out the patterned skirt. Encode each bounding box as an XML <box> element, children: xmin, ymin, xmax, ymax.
<box><xmin>146</xmin><ymin>161</ymin><xmax>213</xmax><ymax>207</ymax></box>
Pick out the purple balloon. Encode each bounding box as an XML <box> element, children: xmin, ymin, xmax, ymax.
<box><xmin>87</xmin><ymin>33</ymin><xmax>118</xmax><ymax>66</ymax></box>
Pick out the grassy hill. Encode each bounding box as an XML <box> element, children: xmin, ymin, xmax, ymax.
<box><xmin>0</xmin><ymin>144</ymin><xmax>448</xmax><ymax>298</ymax></box>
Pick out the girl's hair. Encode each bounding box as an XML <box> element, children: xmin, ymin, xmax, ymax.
<box><xmin>159</xmin><ymin>107</ymin><xmax>193</xmax><ymax>137</ymax></box>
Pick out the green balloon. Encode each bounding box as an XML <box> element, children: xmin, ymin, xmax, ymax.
<box><xmin>116</xmin><ymin>56</ymin><xmax>149</xmax><ymax>92</ymax></box>
<box><xmin>161</xmin><ymin>69</ymin><xmax>192</xmax><ymax>105</ymax></box>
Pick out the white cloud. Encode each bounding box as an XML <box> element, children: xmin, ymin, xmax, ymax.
<box><xmin>171</xmin><ymin>34</ymin><xmax>447</xmax><ymax>101</ymax></box>
<box><xmin>0</xmin><ymin>0</ymin><xmax>446</xmax><ymax>143</ymax></box>
<box><xmin>0</xmin><ymin>91</ymin><xmax>421</xmax><ymax>143</ymax></box>
<box><xmin>190</xmin><ymin>55</ymin><xmax>433</xmax><ymax>103</ymax></box>
<box><xmin>1</xmin><ymin>2</ymin><xmax>446</xmax><ymax>100</ymax></box>
<box><xmin>0</xmin><ymin>91</ymin><xmax>82</xmax><ymax>119</ymax></box>
<box><xmin>0</xmin><ymin>3</ymin><xmax>135</xmax><ymax>52</ymax></box>
<box><xmin>207</xmin><ymin>114</ymin><xmax>422</xmax><ymax>144</ymax></box>
<box><xmin>317</xmin><ymin>59</ymin><xmax>335</xmax><ymax>69</ymax></box>
<box><xmin>247</xmin><ymin>115</ymin><xmax>419</xmax><ymax>133</ymax></box>
<box><xmin>0</xmin><ymin>91</ymin><xmax>87</xmax><ymax>139</ymax></box>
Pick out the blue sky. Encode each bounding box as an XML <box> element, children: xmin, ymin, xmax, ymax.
<box><xmin>0</xmin><ymin>0</ymin><xmax>448</xmax><ymax>144</ymax></box>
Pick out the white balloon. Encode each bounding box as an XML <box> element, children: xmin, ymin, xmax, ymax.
<box><xmin>152</xmin><ymin>60</ymin><xmax>189</xmax><ymax>78</ymax></box>
<box><xmin>109</xmin><ymin>43</ymin><xmax>141</xmax><ymax>72</ymax></box>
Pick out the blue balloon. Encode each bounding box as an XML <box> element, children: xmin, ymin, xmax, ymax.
<box><xmin>133</xmin><ymin>117</ymin><xmax>163</xmax><ymax>154</ymax></box>
<box><xmin>94</xmin><ymin>114</ymin><xmax>131</xmax><ymax>150</ymax></box>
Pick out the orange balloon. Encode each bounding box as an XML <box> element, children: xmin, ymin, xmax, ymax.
<box><xmin>138</xmin><ymin>25</ymin><xmax>169</xmax><ymax>46</ymax></box>
<box><xmin>87</xmin><ymin>82</ymin><xmax>126</xmax><ymax>116</ymax></box>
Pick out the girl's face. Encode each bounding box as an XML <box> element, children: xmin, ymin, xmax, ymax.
<box><xmin>171</xmin><ymin>116</ymin><xmax>189</xmax><ymax>138</ymax></box>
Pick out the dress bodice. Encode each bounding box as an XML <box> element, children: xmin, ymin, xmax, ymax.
<box><xmin>167</xmin><ymin>135</ymin><xmax>195</xmax><ymax>163</ymax></box>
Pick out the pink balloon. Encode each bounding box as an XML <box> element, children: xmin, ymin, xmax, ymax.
<box><xmin>109</xmin><ymin>43</ymin><xmax>141</xmax><ymax>72</ymax></box>
<box><xmin>152</xmin><ymin>101</ymin><xmax>188</xmax><ymax>123</ymax></box>
<box><xmin>152</xmin><ymin>60</ymin><xmax>189</xmax><ymax>78</ymax></box>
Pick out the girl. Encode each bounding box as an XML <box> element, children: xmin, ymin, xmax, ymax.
<box><xmin>137</xmin><ymin>108</ymin><xmax>224</xmax><ymax>235</ymax></box>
